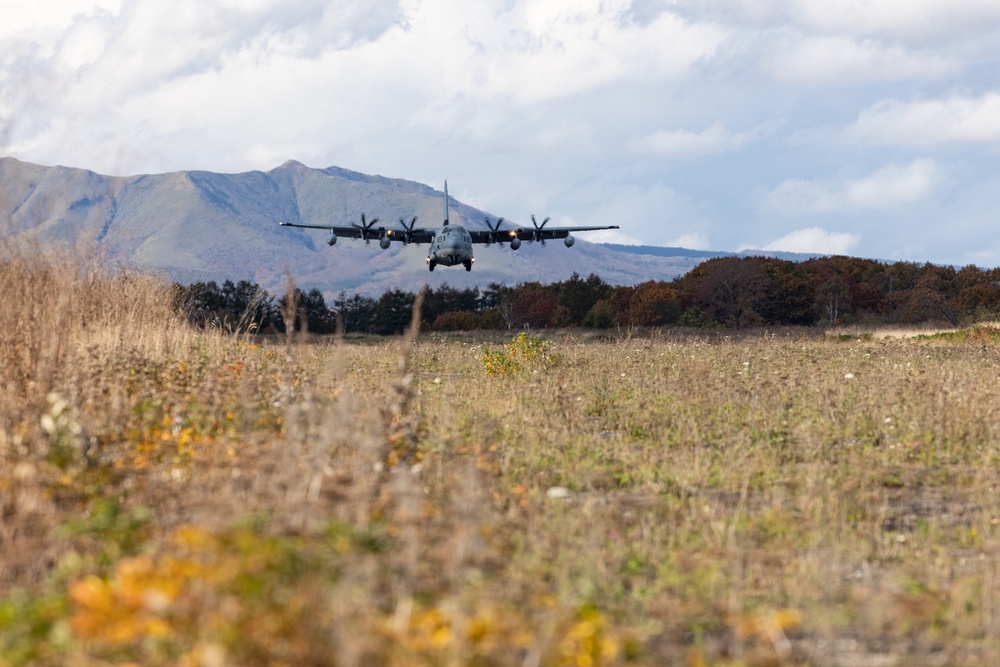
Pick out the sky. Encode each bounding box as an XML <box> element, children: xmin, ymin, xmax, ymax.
<box><xmin>2</xmin><ymin>0</ymin><xmax>1000</xmax><ymax>266</ymax></box>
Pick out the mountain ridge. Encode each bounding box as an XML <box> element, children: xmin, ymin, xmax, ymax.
<box><xmin>0</xmin><ymin>157</ymin><xmax>782</xmax><ymax>296</ymax></box>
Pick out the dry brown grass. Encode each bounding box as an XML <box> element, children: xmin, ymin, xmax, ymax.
<box><xmin>4</xmin><ymin>254</ymin><xmax>1000</xmax><ymax>665</ymax></box>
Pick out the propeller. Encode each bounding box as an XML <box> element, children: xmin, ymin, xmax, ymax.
<box><xmin>530</xmin><ymin>215</ymin><xmax>551</xmax><ymax>245</ymax></box>
<box><xmin>484</xmin><ymin>217</ymin><xmax>508</xmax><ymax>245</ymax></box>
<box><xmin>397</xmin><ymin>216</ymin><xmax>419</xmax><ymax>244</ymax></box>
<box><xmin>353</xmin><ymin>213</ymin><xmax>380</xmax><ymax>244</ymax></box>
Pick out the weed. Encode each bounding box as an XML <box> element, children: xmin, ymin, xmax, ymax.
<box><xmin>481</xmin><ymin>332</ymin><xmax>553</xmax><ymax>376</ymax></box>
<box><xmin>5</xmin><ymin>255</ymin><xmax>1000</xmax><ymax>664</ymax></box>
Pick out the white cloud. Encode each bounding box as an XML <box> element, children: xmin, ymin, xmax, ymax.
<box><xmin>679</xmin><ymin>0</ymin><xmax>1000</xmax><ymax>45</ymax></box>
<box><xmin>2</xmin><ymin>0</ymin><xmax>728</xmax><ymax>172</ymax></box>
<box><xmin>404</xmin><ymin>0</ymin><xmax>727</xmax><ymax>107</ymax></box>
<box><xmin>763</xmin><ymin>34</ymin><xmax>955</xmax><ymax>84</ymax></box>
<box><xmin>632</xmin><ymin>122</ymin><xmax>772</xmax><ymax>159</ymax></box>
<box><xmin>788</xmin><ymin>0</ymin><xmax>1000</xmax><ymax>43</ymax></box>
<box><xmin>765</xmin><ymin>159</ymin><xmax>941</xmax><ymax>214</ymax></box>
<box><xmin>0</xmin><ymin>1</ymin><xmax>122</xmax><ymax>37</ymax></box>
<box><xmin>844</xmin><ymin>93</ymin><xmax>1000</xmax><ymax>146</ymax></box>
<box><xmin>667</xmin><ymin>232</ymin><xmax>710</xmax><ymax>250</ymax></box>
<box><xmin>675</xmin><ymin>1</ymin><xmax>997</xmax><ymax>90</ymax></box>
<box><xmin>3</xmin><ymin>1</ymin><xmax>1000</xmax><ymax>267</ymax></box>
<box><xmin>583</xmin><ymin>228</ymin><xmax>647</xmax><ymax>245</ymax></box>
<box><xmin>741</xmin><ymin>227</ymin><xmax>860</xmax><ymax>255</ymax></box>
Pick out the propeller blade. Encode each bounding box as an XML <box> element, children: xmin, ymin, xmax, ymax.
<box><xmin>395</xmin><ymin>216</ymin><xmax>418</xmax><ymax>243</ymax></box>
<box><xmin>529</xmin><ymin>215</ymin><xmax>550</xmax><ymax>242</ymax></box>
<box><xmin>485</xmin><ymin>217</ymin><xmax>510</xmax><ymax>244</ymax></box>
<box><xmin>356</xmin><ymin>213</ymin><xmax>380</xmax><ymax>241</ymax></box>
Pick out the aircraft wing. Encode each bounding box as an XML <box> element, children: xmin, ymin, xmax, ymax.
<box><xmin>467</xmin><ymin>222</ymin><xmax>620</xmax><ymax>245</ymax></box>
<box><xmin>468</xmin><ymin>228</ymin><xmax>519</xmax><ymax>244</ymax></box>
<box><xmin>512</xmin><ymin>224</ymin><xmax>620</xmax><ymax>242</ymax></box>
<box><xmin>279</xmin><ymin>221</ymin><xmax>370</xmax><ymax>240</ymax></box>
<box><xmin>383</xmin><ymin>227</ymin><xmax>437</xmax><ymax>244</ymax></box>
<box><xmin>278</xmin><ymin>221</ymin><xmax>439</xmax><ymax>244</ymax></box>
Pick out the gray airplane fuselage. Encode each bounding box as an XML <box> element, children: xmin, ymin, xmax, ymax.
<box><xmin>427</xmin><ymin>224</ymin><xmax>473</xmax><ymax>270</ymax></box>
<box><xmin>425</xmin><ymin>181</ymin><xmax>474</xmax><ymax>271</ymax></box>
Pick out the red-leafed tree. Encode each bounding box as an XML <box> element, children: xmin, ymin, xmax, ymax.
<box><xmin>627</xmin><ymin>281</ymin><xmax>681</xmax><ymax>326</ymax></box>
<box><xmin>680</xmin><ymin>257</ymin><xmax>769</xmax><ymax>329</ymax></box>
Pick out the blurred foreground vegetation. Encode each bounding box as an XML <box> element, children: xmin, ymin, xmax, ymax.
<box><xmin>4</xmin><ymin>255</ymin><xmax>1000</xmax><ymax>665</ymax></box>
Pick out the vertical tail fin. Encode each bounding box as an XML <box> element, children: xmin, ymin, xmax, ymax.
<box><xmin>443</xmin><ymin>180</ymin><xmax>450</xmax><ymax>227</ymax></box>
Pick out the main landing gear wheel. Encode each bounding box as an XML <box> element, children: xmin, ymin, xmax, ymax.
<box><xmin>464</xmin><ymin>261</ymin><xmax>472</xmax><ymax>272</ymax></box>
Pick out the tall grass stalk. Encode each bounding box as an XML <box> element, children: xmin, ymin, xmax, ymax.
<box><xmin>4</xmin><ymin>254</ymin><xmax>1000</xmax><ymax>665</ymax></box>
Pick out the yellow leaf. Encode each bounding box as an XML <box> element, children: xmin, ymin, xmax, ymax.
<box><xmin>69</xmin><ymin>576</ymin><xmax>114</xmax><ymax>611</ymax></box>
<box><xmin>431</xmin><ymin>625</ymin><xmax>453</xmax><ymax>648</ymax></box>
<box><xmin>773</xmin><ymin>607</ymin><xmax>803</xmax><ymax>631</ymax></box>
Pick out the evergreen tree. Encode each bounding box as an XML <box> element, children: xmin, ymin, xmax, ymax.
<box><xmin>557</xmin><ymin>272</ymin><xmax>611</xmax><ymax>325</ymax></box>
<box><xmin>333</xmin><ymin>291</ymin><xmax>377</xmax><ymax>333</ymax></box>
<box><xmin>373</xmin><ymin>289</ymin><xmax>416</xmax><ymax>335</ymax></box>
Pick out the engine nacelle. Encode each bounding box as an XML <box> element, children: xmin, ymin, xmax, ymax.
<box><xmin>510</xmin><ymin>237</ymin><xmax>521</xmax><ymax>250</ymax></box>
<box><xmin>564</xmin><ymin>234</ymin><xmax>575</xmax><ymax>248</ymax></box>
<box><xmin>327</xmin><ymin>235</ymin><xmax>337</xmax><ymax>246</ymax></box>
<box><xmin>379</xmin><ymin>237</ymin><xmax>391</xmax><ymax>250</ymax></box>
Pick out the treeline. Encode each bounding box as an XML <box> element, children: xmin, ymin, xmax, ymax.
<box><xmin>172</xmin><ymin>255</ymin><xmax>1000</xmax><ymax>334</ymax></box>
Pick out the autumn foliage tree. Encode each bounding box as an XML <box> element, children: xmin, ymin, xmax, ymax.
<box><xmin>680</xmin><ymin>257</ymin><xmax>769</xmax><ymax>329</ymax></box>
<box><xmin>626</xmin><ymin>281</ymin><xmax>681</xmax><ymax>326</ymax></box>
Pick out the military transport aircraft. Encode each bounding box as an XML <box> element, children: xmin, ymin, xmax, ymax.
<box><xmin>278</xmin><ymin>182</ymin><xmax>620</xmax><ymax>271</ymax></box>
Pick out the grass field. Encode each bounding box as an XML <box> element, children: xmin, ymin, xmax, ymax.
<box><xmin>4</xmin><ymin>257</ymin><xmax>1000</xmax><ymax>666</ymax></box>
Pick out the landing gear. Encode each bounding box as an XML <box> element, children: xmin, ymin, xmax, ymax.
<box><xmin>428</xmin><ymin>260</ymin><xmax>436</xmax><ymax>272</ymax></box>
<box><xmin>464</xmin><ymin>260</ymin><xmax>472</xmax><ymax>272</ymax></box>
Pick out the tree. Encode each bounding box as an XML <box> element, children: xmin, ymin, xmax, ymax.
<box><xmin>895</xmin><ymin>268</ymin><xmax>960</xmax><ymax>326</ymax></box>
<box><xmin>299</xmin><ymin>288</ymin><xmax>336</xmax><ymax>333</ymax></box>
<box><xmin>627</xmin><ymin>281</ymin><xmax>681</xmax><ymax>326</ymax></box>
<box><xmin>481</xmin><ymin>282</ymin><xmax>515</xmax><ymax>330</ymax></box>
<box><xmin>815</xmin><ymin>277</ymin><xmax>851</xmax><ymax>325</ymax></box>
<box><xmin>684</xmin><ymin>257</ymin><xmax>769</xmax><ymax>329</ymax></box>
<box><xmin>333</xmin><ymin>292</ymin><xmax>377</xmax><ymax>334</ymax></box>
<box><xmin>896</xmin><ymin>287</ymin><xmax>959</xmax><ymax>326</ymax></box>
<box><xmin>421</xmin><ymin>283</ymin><xmax>481</xmax><ymax>327</ymax></box>
<box><xmin>557</xmin><ymin>272</ymin><xmax>611</xmax><ymax>325</ymax></box>
<box><xmin>582</xmin><ymin>300</ymin><xmax>614</xmax><ymax>328</ymax></box>
<box><xmin>174</xmin><ymin>280</ymin><xmax>277</xmax><ymax>332</ymax></box>
<box><xmin>512</xmin><ymin>283</ymin><xmax>560</xmax><ymax>329</ymax></box>
<box><xmin>759</xmin><ymin>260</ymin><xmax>816</xmax><ymax>325</ymax></box>
<box><xmin>373</xmin><ymin>289</ymin><xmax>417</xmax><ymax>335</ymax></box>
<box><xmin>431</xmin><ymin>311</ymin><xmax>482</xmax><ymax>331</ymax></box>
<box><xmin>174</xmin><ymin>280</ymin><xmax>225</xmax><ymax>327</ymax></box>
<box><xmin>607</xmin><ymin>285</ymin><xmax>635</xmax><ymax>327</ymax></box>
<box><xmin>954</xmin><ymin>283</ymin><xmax>1000</xmax><ymax>321</ymax></box>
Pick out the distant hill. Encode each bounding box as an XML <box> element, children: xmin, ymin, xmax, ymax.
<box><xmin>600</xmin><ymin>243</ymin><xmax>822</xmax><ymax>262</ymax></box>
<box><xmin>0</xmin><ymin>157</ymin><xmax>787</xmax><ymax>296</ymax></box>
